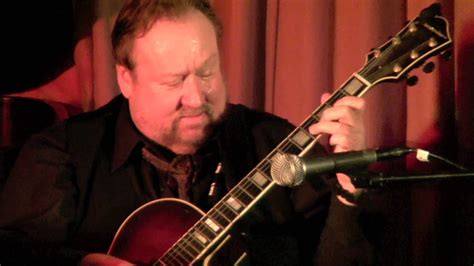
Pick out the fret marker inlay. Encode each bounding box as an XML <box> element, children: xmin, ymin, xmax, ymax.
<box><xmin>292</xmin><ymin>129</ymin><xmax>312</xmax><ymax>147</ymax></box>
<box><xmin>194</xmin><ymin>232</ymin><xmax>208</xmax><ymax>244</ymax></box>
<box><xmin>226</xmin><ymin>197</ymin><xmax>242</xmax><ymax>211</ymax></box>
<box><xmin>205</xmin><ymin>218</ymin><xmax>221</xmax><ymax>232</ymax></box>
<box><xmin>251</xmin><ymin>171</ymin><xmax>268</xmax><ymax>187</ymax></box>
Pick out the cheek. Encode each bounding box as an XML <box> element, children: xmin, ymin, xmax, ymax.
<box><xmin>208</xmin><ymin>79</ymin><xmax>227</xmax><ymax>107</ymax></box>
<box><xmin>132</xmin><ymin>90</ymin><xmax>179</xmax><ymax>121</ymax></box>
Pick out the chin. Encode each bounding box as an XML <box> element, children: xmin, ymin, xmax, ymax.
<box><xmin>180</xmin><ymin>130</ymin><xmax>207</xmax><ymax>145</ymax></box>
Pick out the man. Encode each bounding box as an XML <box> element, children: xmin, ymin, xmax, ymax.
<box><xmin>0</xmin><ymin>0</ymin><xmax>371</xmax><ymax>265</ymax></box>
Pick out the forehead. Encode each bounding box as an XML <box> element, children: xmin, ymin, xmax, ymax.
<box><xmin>131</xmin><ymin>10</ymin><xmax>218</xmax><ymax>69</ymax></box>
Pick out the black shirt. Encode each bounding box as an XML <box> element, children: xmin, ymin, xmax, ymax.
<box><xmin>0</xmin><ymin>95</ymin><xmax>373</xmax><ymax>265</ymax></box>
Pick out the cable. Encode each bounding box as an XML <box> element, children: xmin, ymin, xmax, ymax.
<box><xmin>415</xmin><ymin>148</ymin><xmax>468</xmax><ymax>171</ymax></box>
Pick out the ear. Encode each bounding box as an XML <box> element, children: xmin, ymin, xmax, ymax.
<box><xmin>116</xmin><ymin>64</ymin><xmax>134</xmax><ymax>98</ymax></box>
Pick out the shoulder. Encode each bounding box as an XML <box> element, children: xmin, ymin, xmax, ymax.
<box><xmin>23</xmin><ymin>95</ymin><xmax>125</xmax><ymax>157</ymax></box>
<box><xmin>225</xmin><ymin>103</ymin><xmax>295</xmax><ymax>135</ymax></box>
<box><xmin>65</xmin><ymin>95</ymin><xmax>124</xmax><ymax>130</ymax></box>
<box><xmin>221</xmin><ymin>104</ymin><xmax>295</xmax><ymax>159</ymax></box>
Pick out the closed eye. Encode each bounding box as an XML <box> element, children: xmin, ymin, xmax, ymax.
<box><xmin>199</xmin><ymin>72</ymin><xmax>213</xmax><ymax>80</ymax></box>
<box><xmin>164</xmin><ymin>76</ymin><xmax>185</xmax><ymax>88</ymax></box>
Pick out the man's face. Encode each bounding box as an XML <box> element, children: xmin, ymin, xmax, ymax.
<box><xmin>117</xmin><ymin>10</ymin><xmax>227</xmax><ymax>154</ymax></box>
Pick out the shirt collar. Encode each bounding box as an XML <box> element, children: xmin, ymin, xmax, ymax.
<box><xmin>111</xmin><ymin>100</ymin><xmax>142</xmax><ymax>172</ymax></box>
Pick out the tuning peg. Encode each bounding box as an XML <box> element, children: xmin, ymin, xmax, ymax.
<box><xmin>407</xmin><ymin>75</ymin><xmax>419</xmax><ymax>86</ymax></box>
<box><xmin>441</xmin><ymin>50</ymin><xmax>452</xmax><ymax>61</ymax></box>
<box><xmin>423</xmin><ymin>61</ymin><xmax>435</xmax><ymax>73</ymax></box>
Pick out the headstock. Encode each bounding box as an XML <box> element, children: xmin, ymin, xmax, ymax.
<box><xmin>359</xmin><ymin>3</ymin><xmax>452</xmax><ymax>85</ymax></box>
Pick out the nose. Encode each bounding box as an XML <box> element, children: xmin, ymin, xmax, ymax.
<box><xmin>181</xmin><ymin>75</ymin><xmax>206</xmax><ymax>108</ymax></box>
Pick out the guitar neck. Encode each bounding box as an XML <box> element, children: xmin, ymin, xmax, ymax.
<box><xmin>157</xmin><ymin>73</ymin><xmax>371</xmax><ymax>265</ymax></box>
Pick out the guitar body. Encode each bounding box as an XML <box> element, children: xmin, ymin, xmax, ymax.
<box><xmin>108</xmin><ymin>199</ymin><xmax>203</xmax><ymax>264</ymax></box>
<box><xmin>108</xmin><ymin>198</ymin><xmax>248</xmax><ymax>265</ymax></box>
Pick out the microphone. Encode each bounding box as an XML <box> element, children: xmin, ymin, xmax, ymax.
<box><xmin>270</xmin><ymin>147</ymin><xmax>413</xmax><ymax>187</ymax></box>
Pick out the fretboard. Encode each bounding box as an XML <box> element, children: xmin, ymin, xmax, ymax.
<box><xmin>157</xmin><ymin>74</ymin><xmax>372</xmax><ymax>265</ymax></box>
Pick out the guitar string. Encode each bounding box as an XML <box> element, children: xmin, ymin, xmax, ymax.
<box><xmin>168</xmin><ymin>169</ymin><xmax>271</xmax><ymax>264</ymax></box>
<box><xmin>162</xmin><ymin>159</ymin><xmax>277</xmax><ymax>262</ymax></box>
<box><xmin>160</xmin><ymin>249</ymin><xmax>187</xmax><ymax>265</ymax></box>
<box><xmin>162</xmin><ymin>168</ymin><xmax>271</xmax><ymax>263</ymax></box>
<box><xmin>169</xmin><ymin>183</ymin><xmax>256</xmax><ymax>262</ymax></box>
<box><xmin>162</xmin><ymin>221</ymin><xmax>203</xmax><ymax>264</ymax></box>
<box><xmin>163</xmin><ymin>220</ymin><xmax>197</xmax><ymax>263</ymax></box>
<box><xmin>168</xmin><ymin>242</ymin><xmax>194</xmax><ymax>264</ymax></box>
<box><xmin>163</xmin><ymin>193</ymin><xmax>244</xmax><ymax>263</ymax></box>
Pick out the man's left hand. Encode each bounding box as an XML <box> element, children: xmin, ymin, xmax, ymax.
<box><xmin>308</xmin><ymin>93</ymin><xmax>366</xmax><ymax>205</ymax></box>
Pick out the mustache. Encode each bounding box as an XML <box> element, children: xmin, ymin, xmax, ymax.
<box><xmin>178</xmin><ymin>104</ymin><xmax>212</xmax><ymax>117</ymax></box>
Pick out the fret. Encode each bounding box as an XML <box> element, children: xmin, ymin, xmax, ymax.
<box><xmin>258</xmin><ymin>161</ymin><xmax>273</xmax><ymax>179</ymax></box>
<box><xmin>163</xmin><ymin>247</ymin><xmax>179</xmax><ymax>263</ymax></box>
<box><xmin>159</xmin><ymin>255</ymin><xmax>180</xmax><ymax>265</ymax></box>
<box><xmin>315</xmin><ymin>101</ymin><xmax>334</xmax><ymax>116</ymax></box>
<box><xmin>278</xmin><ymin>140</ymin><xmax>304</xmax><ymax>155</ymax></box>
<box><xmin>164</xmin><ymin>244</ymin><xmax>179</xmax><ymax>260</ymax></box>
<box><xmin>230</xmin><ymin>188</ymin><xmax>253</xmax><ymax>206</ymax></box>
<box><xmin>181</xmin><ymin>235</ymin><xmax>204</xmax><ymax>254</ymax></box>
<box><xmin>155</xmin><ymin>258</ymin><xmax>167</xmax><ymax>265</ymax></box>
<box><xmin>235</xmin><ymin>183</ymin><xmax>255</xmax><ymax>202</ymax></box>
<box><xmin>338</xmin><ymin>88</ymin><xmax>351</xmax><ymax>96</ymax></box>
<box><xmin>310</xmin><ymin>114</ymin><xmax>322</xmax><ymax>125</ymax></box>
<box><xmin>196</xmin><ymin>222</ymin><xmax>218</xmax><ymax>240</ymax></box>
<box><xmin>158</xmin><ymin>255</ymin><xmax>172</xmax><ymax>265</ymax></box>
<box><xmin>208</xmin><ymin>208</ymin><xmax>231</xmax><ymax>227</ymax></box>
<box><xmin>264</xmin><ymin>147</ymin><xmax>278</xmax><ymax>159</ymax></box>
<box><xmin>170</xmin><ymin>242</ymin><xmax>194</xmax><ymax>262</ymax></box>
<box><xmin>162</xmin><ymin>248</ymin><xmax>190</xmax><ymax>265</ymax></box>
<box><xmin>301</xmin><ymin>115</ymin><xmax>319</xmax><ymax>130</ymax></box>
<box><xmin>329</xmin><ymin>91</ymin><xmax>347</xmax><ymax>103</ymax></box>
<box><xmin>177</xmin><ymin>251</ymin><xmax>194</xmax><ymax>263</ymax></box>
<box><xmin>300</xmin><ymin>89</ymin><xmax>355</xmax><ymax>131</ymax></box>
<box><xmin>218</xmin><ymin>201</ymin><xmax>239</xmax><ymax>219</ymax></box>
<box><xmin>180</xmin><ymin>240</ymin><xmax>200</xmax><ymax>257</ymax></box>
<box><xmin>240</xmin><ymin>179</ymin><xmax>262</xmax><ymax>198</ymax></box>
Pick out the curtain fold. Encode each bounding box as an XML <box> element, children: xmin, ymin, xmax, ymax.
<box><xmin>213</xmin><ymin>0</ymin><xmax>267</xmax><ymax>109</ymax></box>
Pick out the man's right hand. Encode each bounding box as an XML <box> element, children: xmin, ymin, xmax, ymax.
<box><xmin>80</xmin><ymin>253</ymin><xmax>136</xmax><ymax>266</ymax></box>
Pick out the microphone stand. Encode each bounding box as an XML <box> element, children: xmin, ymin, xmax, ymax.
<box><xmin>351</xmin><ymin>171</ymin><xmax>474</xmax><ymax>188</ymax></box>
